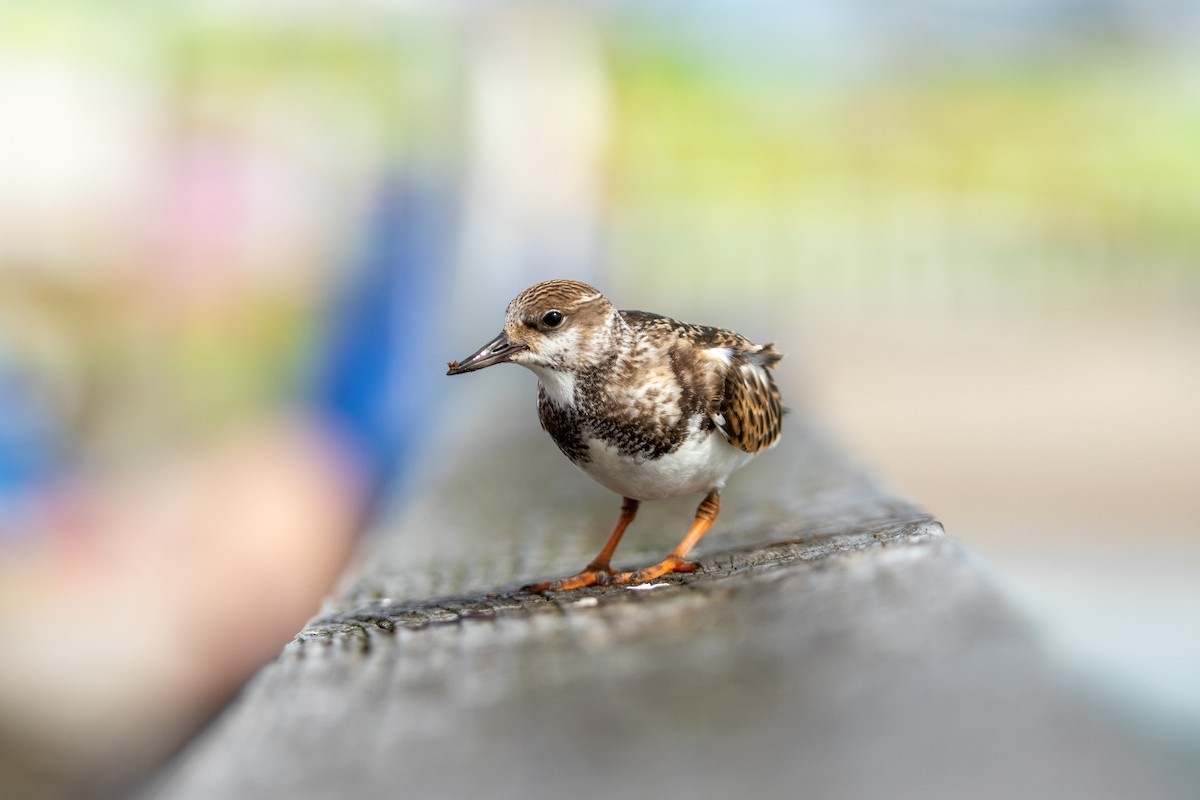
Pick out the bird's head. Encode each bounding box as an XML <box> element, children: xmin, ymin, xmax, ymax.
<box><xmin>446</xmin><ymin>280</ymin><xmax>620</xmax><ymax>378</ymax></box>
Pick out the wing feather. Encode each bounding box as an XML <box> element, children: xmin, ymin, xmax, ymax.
<box><xmin>619</xmin><ymin>310</ymin><xmax>783</xmax><ymax>453</ymax></box>
<box><xmin>716</xmin><ymin>343</ymin><xmax>783</xmax><ymax>453</ymax></box>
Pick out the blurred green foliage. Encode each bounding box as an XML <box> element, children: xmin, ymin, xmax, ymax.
<box><xmin>609</xmin><ymin>46</ymin><xmax>1199</xmax><ymax>309</ymax></box>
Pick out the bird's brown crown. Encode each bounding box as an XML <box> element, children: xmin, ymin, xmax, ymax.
<box><xmin>507</xmin><ymin>280</ymin><xmax>610</xmax><ymax>325</ymax></box>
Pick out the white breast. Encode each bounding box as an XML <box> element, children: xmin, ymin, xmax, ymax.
<box><xmin>578</xmin><ymin>423</ymin><xmax>755</xmax><ymax>501</ymax></box>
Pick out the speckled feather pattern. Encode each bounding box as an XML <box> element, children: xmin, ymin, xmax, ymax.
<box><xmin>454</xmin><ymin>279</ymin><xmax>783</xmax><ymax>502</ymax></box>
<box><xmin>616</xmin><ymin>311</ymin><xmax>783</xmax><ymax>455</ymax></box>
<box><xmin>500</xmin><ymin>281</ymin><xmax>783</xmax><ymax>489</ymax></box>
<box><xmin>536</xmin><ymin>308</ymin><xmax>783</xmax><ymax>466</ymax></box>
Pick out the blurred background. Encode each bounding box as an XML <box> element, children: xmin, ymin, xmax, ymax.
<box><xmin>1</xmin><ymin>0</ymin><xmax>1197</xmax><ymax>796</ymax></box>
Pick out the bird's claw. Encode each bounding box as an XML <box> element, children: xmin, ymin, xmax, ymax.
<box><xmin>523</xmin><ymin>557</ymin><xmax>702</xmax><ymax>593</ymax></box>
<box><xmin>614</xmin><ymin>561</ymin><xmax>700</xmax><ymax>585</ymax></box>
<box><xmin>523</xmin><ymin>566</ymin><xmax>615</xmax><ymax>593</ymax></box>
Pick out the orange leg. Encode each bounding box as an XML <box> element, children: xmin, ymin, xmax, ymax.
<box><xmin>524</xmin><ymin>497</ymin><xmax>640</xmax><ymax>592</ymax></box>
<box><xmin>612</xmin><ymin>490</ymin><xmax>719</xmax><ymax>585</ymax></box>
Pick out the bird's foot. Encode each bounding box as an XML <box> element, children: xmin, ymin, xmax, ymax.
<box><xmin>522</xmin><ymin>563</ymin><xmax>617</xmax><ymax>593</ymax></box>
<box><xmin>610</xmin><ymin>555</ymin><xmax>702</xmax><ymax>586</ymax></box>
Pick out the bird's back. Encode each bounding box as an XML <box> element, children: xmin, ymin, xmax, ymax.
<box><xmin>618</xmin><ymin>310</ymin><xmax>784</xmax><ymax>455</ymax></box>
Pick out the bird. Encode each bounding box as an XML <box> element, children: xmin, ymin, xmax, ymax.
<box><xmin>446</xmin><ymin>279</ymin><xmax>783</xmax><ymax>591</ymax></box>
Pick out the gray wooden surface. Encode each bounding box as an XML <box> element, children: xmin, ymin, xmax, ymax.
<box><xmin>141</xmin><ymin>401</ymin><xmax>1183</xmax><ymax>800</ymax></box>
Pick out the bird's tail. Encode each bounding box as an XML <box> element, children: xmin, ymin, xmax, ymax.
<box><xmin>747</xmin><ymin>342</ymin><xmax>783</xmax><ymax>369</ymax></box>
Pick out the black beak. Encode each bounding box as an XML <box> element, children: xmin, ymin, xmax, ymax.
<box><xmin>447</xmin><ymin>331</ymin><xmax>527</xmax><ymax>375</ymax></box>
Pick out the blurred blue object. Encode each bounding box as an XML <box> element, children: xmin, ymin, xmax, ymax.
<box><xmin>0</xmin><ymin>345</ymin><xmax>65</xmax><ymax>535</ymax></box>
<box><xmin>309</xmin><ymin>174</ymin><xmax>453</xmax><ymax>517</ymax></box>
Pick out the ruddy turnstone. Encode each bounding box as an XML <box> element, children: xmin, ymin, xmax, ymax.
<box><xmin>447</xmin><ymin>279</ymin><xmax>783</xmax><ymax>590</ymax></box>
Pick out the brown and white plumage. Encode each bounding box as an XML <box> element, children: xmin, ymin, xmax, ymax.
<box><xmin>447</xmin><ymin>279</ymin><xmax>783</xmax><ymax>590</ymax></box>
<box><xmin>617</xmin><ymin>310</ymin><xmax>783</xmax><ymax>455</ymax></box>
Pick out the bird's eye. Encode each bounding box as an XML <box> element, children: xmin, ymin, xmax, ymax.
<box><xmin>541</xmin><ymin>310</ymin><xmax>564</xmax><ymax>328</ymax></box>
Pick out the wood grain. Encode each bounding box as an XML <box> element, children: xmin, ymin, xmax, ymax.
<box><xmin>141</xmin><ymin>406</ymin><xmax>1181</xmax><ymax>800</ymax></box>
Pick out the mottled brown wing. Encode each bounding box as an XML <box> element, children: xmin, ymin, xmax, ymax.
<box><xmin>619</xmin><ymin>310</ymin><xmax>783</xmax><ymax>451</ymax></box>
<box><xmin>716</xmin><ymin>345</ymin><xmax>784</xmax><ymax>453</ymax></box>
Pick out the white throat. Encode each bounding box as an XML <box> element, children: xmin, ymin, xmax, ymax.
<box><xmin>527</xmin><ymin>365</ymin><xmax>577</xmax><ymax>406</ymax></box>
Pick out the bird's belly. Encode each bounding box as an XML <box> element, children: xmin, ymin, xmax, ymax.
<box><xmin>578</xmin><ymin>432</ymin><xmax>754</xmax><ymax>501</ymax></box>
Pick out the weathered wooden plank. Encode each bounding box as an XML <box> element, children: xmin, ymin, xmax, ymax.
<box><xmin>140</xmin><ymin>404</ymin><xmax>1182</xmax><ymax>800</ymax></box>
